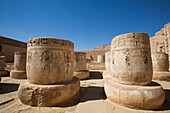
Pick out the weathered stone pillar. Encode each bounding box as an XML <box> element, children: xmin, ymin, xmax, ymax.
<box><xmin>74</xmin><ymin>52</ymin><xmax>90</xmax><ymax>80</ymax></box>
<box><xmin>152</xmin><ymin>52</ymin><xmax>170</xmax><ymax>81</ymax></box>
<box><xmin>111</xmin><ymin>32</ymin><xmax>153</xmax><ymax>85</ymax></box>
<box><xmin>18</xmin><ymin>37</ymin><xmax>80</xmax><ymax>107</ymax></box>
<box><xmin>164</xmin><ymin>23</ymin><xmax>170</xmax><ymax>70</ymax></box>
<box><xmin>103</xmin><ymin>51</ymin><xmax>111</xmax><ymax>79</ymax></box>
<box><xmin>10</xmin><ymin>51</ymin><xmax>27</xmax><ymax>79</ymax></box>
<box><xmin>104</xmin><ymin>33</ymin><xmax>165</xmax><ymax>110</ymax></box>
<box><xmin>0</xmin><ymin>56</ymin><xmax>8</xmax><ymax>77</ymax></box>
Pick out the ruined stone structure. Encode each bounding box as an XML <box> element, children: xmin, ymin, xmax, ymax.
<box><xmin>152</xmin><ymin>52</ymin><xmax>170</xmax><ymax>81</ymax></box>
<box><xmin>0</xmin><ymin>56</ymin><xmax>8</xmax><ymax>76</ymax></box>
<box><xmin>10</xmin><ymin>51</ymin><xmax>27</xmax><ymax>79</ymax></box>
<box><xmin>0</xmin><ymin>36</ymin><xmax>27</xmax><ymax>62</ymax></box>
<box><xmin>103</xmin><ymin>51</ymin><xmax>111</xmax><ymax>79</ymax></box>
<box><xmin>150</xmin><ymin>23</ymin><xmax>170</xmax><ymax>70</ymax></box>
<box><xmin>80</xmin><ymin>50</ymin><xmax>108</xmax><ymax>70</ymax></box>
<box><xmin>74</xmin><ymin>52</ymin><xmax>90</xmax><ymax>80</ymax></box>
<box><xmin>18</xmin><ymin>37</ymin><xmax>80</xmax><ymax>107</ymax></box>
<box><xmin>104</xmin><ymin>33</ymin><xmax>165</xmax><ymax>110</ymax></box>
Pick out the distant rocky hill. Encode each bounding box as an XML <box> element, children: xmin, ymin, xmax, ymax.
<box><xmin>93</xmin><ymin>44</ymin><xmax>110</xmax><ymax>51</ymax></box>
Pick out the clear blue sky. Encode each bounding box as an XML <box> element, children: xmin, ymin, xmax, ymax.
<box><xmin>0</xmin><ymin>0</ymin><xmax>170</xmax><ymax>51</ymax></box>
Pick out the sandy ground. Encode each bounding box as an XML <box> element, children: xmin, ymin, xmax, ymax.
<box><xmin>0</xmin><ymin>71</ymin><xmax>170</xmax><ymax>113</ymax></box>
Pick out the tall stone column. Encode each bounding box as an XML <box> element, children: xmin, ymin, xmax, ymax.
<box><xmin>10</xmin><ymin>51</ymin><xmax>27</xmax><ymax>79</ymax></box>
<box><xmin>18</xmin><ymin>37</ymin><xmax>80</xmax><ymax>107</ymax></box>
<box><xmin>104</xmin><ymin>33</ymin><xmax>165</xmax><ymax>110</ymax></box>
<box><xmin>74</xmin><ymin>52</ymin><xmax>90</xmax><ymax>80</ymax></box>
<box><xmin>152</xmin><ymin>52</ymin><xmax>170</xmax><ymax>81</ymax></box>
<box><xmin>103</xmin><ymin>51</ymin><xmax>111</xmax><ymax>79</ymax></box>
<box><xmin>0</xmin><ymin>56</ymin><xmax>8</xmax><ymax>77</ymax></box>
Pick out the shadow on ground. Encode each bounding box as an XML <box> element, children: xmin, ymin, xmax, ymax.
<box><xmin>0</xmin><ymin>83</ymin><xmax>19</xmax><ymax>94</ymax></box>
<box><xmin>159</xmin><ymin>89</ymin><xmax>170</xmax><ymax>111</ymax></box>
<box><xmin>79</xmin><ymin>86</ymin><xmax>106</xmax><ymax>102</ymax></box>
<box><xmin>89</xmin><ymin>72</ymin><xmax>103</xmax><ymax>79</ymax></box>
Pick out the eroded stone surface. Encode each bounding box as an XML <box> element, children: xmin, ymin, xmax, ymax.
<box><xmin>105</xmin><ymin>51</ymin><xmax>111</xmax><ymax>72</ymax></box>
<box><xmin>111</xmin><ymin>33</ymin><xmax>153</xmax><ymax>85</ymax></box>
<box><xmin>74</xmin><ymin>52</ymin><xmax>86</xmax><ymax>72</ymax></box>
<box><xmin>104</xmin><ymin>78</ymin><xmax>165</xmax><ymax>110</ymax></box>
<box><xmin>18</xmin><ymin>77</ymin><xmax>80</xmax><ymax>107</ymax></box>
<box><xmin>10</xmin><ymin>51</ymin><xmax>27</xmax><ymax>79</ymax></box>
<box><xmin>153</xmin><ymin>71</ymin><xmax>170</xmax><ymax>81</ymax></box>
<box><xmin>0</xmin><ymin>56</ymin><xmax>5</xmax><ymax>71</ymax></box>
<box><xmin>27</xmin><ymin>37</ymin><xmax>74</xmax><ymax>85</ymax></box>
<box><xmin>74</xmin><ymin>70</ymin><xmax>90</xmax><ymax>80</ymax></box>
<box><xmin>10</xmin><ymin>70</ymin><xmax>26</xmax><ymax>79</ymax></box>
<box><xmin>152</xmin><ymin>52</ymin><xmax>169</xmax><ymax>71</ymax></box>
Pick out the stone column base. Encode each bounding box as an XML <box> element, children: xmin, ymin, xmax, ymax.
<box><xmin>104</xmin><ymin>77</ymin><xmax>165</xmax><ymax>110</ymax></box>
<box><xmin>103</xmin><ymin>71</ymin><xmax>111</xmax><ymax>80</ymax></box>
<box><xmin>0</xmin><ymin>70</ymin><xmax>8</xmax><ymax>76</ymax></box>
<box><xmin>10</xmin><ymin>70</ymin><xmax>27</xmax><ymax>79</ymax></box>
<box><xmin>153</xmin><ymin>71</ymin><xmax>170</xmax><ymax>81</ymax></box>
<box><xmin>18</xmin><ymin>77</ymin><xmax>80</xmax><ymax>107</ymax></box>
<box><xmin>74</xmin><ymin>70</ymin><xmax>90</xmax><ymax>80</ymax></box>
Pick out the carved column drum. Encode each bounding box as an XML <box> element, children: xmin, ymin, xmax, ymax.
<box><xmin>0</xmin><ymin>56</ymin><xmax>5</xmax><ymax>70</ymax></box>
<box><xmin>105</xmin><ymin>51</ymin><xmax>111</xmax><ymax>71</ymax></box>
<box><xmin>111</xmin><ymin>33</ymin><xmax>153</xmax><ymax>85</ymax></box>
<box><xmin>74</xmin><ymin>52</ymin><xmax>86</xmax><ymax>71</ymax></box>
<box><xmin>27</xmin><ymin>37</ymin><xmax>74</xmax><ymax>85</ymax></box>
<box><xmin>152</xmin><ymin>52</ymin><xmax>169</xmax><ymax>71</ymax></box>
<box><xmin>97</xmin><ymin>55</ymin><xmax>105</xmax><ymax>63</ymax></box>
<box><xmin>14</xmin><ymin>51</ymin><xmax>26</xmax><ymax>71</ymax></box>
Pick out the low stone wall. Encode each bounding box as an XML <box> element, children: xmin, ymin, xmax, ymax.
<box><xmin>0</xmin><ymin>36</ymin><xmax>27</xmax><ymax>62</ymax></box>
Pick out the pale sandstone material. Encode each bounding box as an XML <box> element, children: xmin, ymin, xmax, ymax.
<box><xmin>10</xmin><ymin>51</ymin><xmax>27</xmax><ymax>79</ymax></box>
<box><xmin>27</xmin><ymin>37</ymin><xmax>74</xmax><ymax>85</ymax></box>
<box><xmin>74</xmin><ymin>52</ymin><xmax>89</xmax><ymax>80</ymax></box>
<box><xmin>104</xmin><ymin>78</ymin><xmax>165</xmax><ymax>110</ymax></box>
<box><xmin>18</xmin><ymin>77</ymin><xmax>80</xmax><ymax>107</ymax></box>
<box><xmin>105</xmin><ymin>51</ymin><xmax>111</xmax><ymax>72</ymax></box>
<box><xmin>10</xmin><ymin>70</ymin><xmax>26</xmax><ymax>79</ymax></box>
<box><xmin>111</xmin><ymin>33</ymin><xmax>153</xmax><ymax>85</ymax></box>
<box><xmin>152</xmin><ymin>52</ymin><xmax>169</xmax><ymax>71</ymax></box>
<box><xmin>0</xmin><ymin>56</ymin><xmax>8</xmax><ymax>76</ymax></box>
<box><xmin>0</xmin><ymin>56</ymin><xmax>5</xmax><ymax>70</ymax></box>
<box><xmin>74</xmin><ymin>52</ymin><xmax>86</xmax><ymax>72</ymax></box>
<box><xmin>74</xmin><ymin>70</ymin><xmax>90</xmax><ymax>80</ymax></box>
<box><xmin>153</xmin><ymin>71</ymin><xmax>170</xmax><ymax>81</ymax></box>
<box><xmin>164</xmin><ymin>23</ymin><xmax>170</xmax><ymax>70</ymax></box>
<box><xmin>97</xmin><ymin>55</ymin><xmax>105</xmax><ymax>63</ymax></box>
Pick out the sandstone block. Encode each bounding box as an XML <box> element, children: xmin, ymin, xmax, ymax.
<box><xmin>0</xmin><ymin>70</ymin><xmax>8</xmax><ymax>76</ymax></box>
<box><xmin>105</xmin><ymin>51</ymin><xmax>111</xmax><ymax>72</ymax></box>
<box><xmin>0</xmin><ymin>56</ymin><xmax>5</xmax><ymax>70</ymax></box>
<box><xmin>74</xmin><ymin>70</ymin><xmax>90</xmax><ymax>80</ymax></box>
<box><xmin>18</xmin><ymin>77</ymin><xmax>80</xmax><ymax>107</ymax></box>
<box><xmin>14</xmin><ymin>51</ymin><xmax>26</xmax><ymax>71</ymax></box>
<box><xmin>104</xmin><ymin>78</ymin><xmax>165</xmax><ymax>110</ymax></box>
<box><xmin>152</xmin><ymin>52</ymin><xmax>169</xmax><ymax>71</ymax></box>
<box><xmin>27</xmin><ymin>37</ymin><xmax>74</xmax><ymax>85</ymax></box>
<box><xmin>111</xmin><ymin>33</ymin><xmax>152</xmax><ymax>85</ymax></box>
<box><xmin>153</xmin><ymin>71</ymin><xmax>170</xmax><ymax>81</ymax></box>
<box><xmin>74</xmin><ymin>52</ymin><xmax>86</xmax><ymax>71</ymax></box>
<box><xmin>10</xmin><ymin>70</ymin><xmax>26</xmax><ymax>79</ymax></box>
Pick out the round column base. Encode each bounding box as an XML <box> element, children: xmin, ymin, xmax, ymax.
<box><xmin>18</xmin><ymin>77</ymin><xmax>80</xmax><ymax>107</ymax></box>
<box><xmin>153</xmin><ymin>71</ymin><xmax>170</xmax><ymax>81</ymax></box>
<box><xmin>104</xmin><ymin>77</ymin><xmax>165</xmax><ymax>110</ymax></box>
<box><xmin>74</xmin><ymin>70</ymin><xmax>90</xmax><ymax>80</ymax></box>
<box><xmin>0</xmin><ymin>70</ymin><xmax>8</xmax><ymax>76</ymax></box>
<box><xmin>10</xmin><ymin>70</ymin><xmax>27</xmax><ymax>79</ymax></box>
